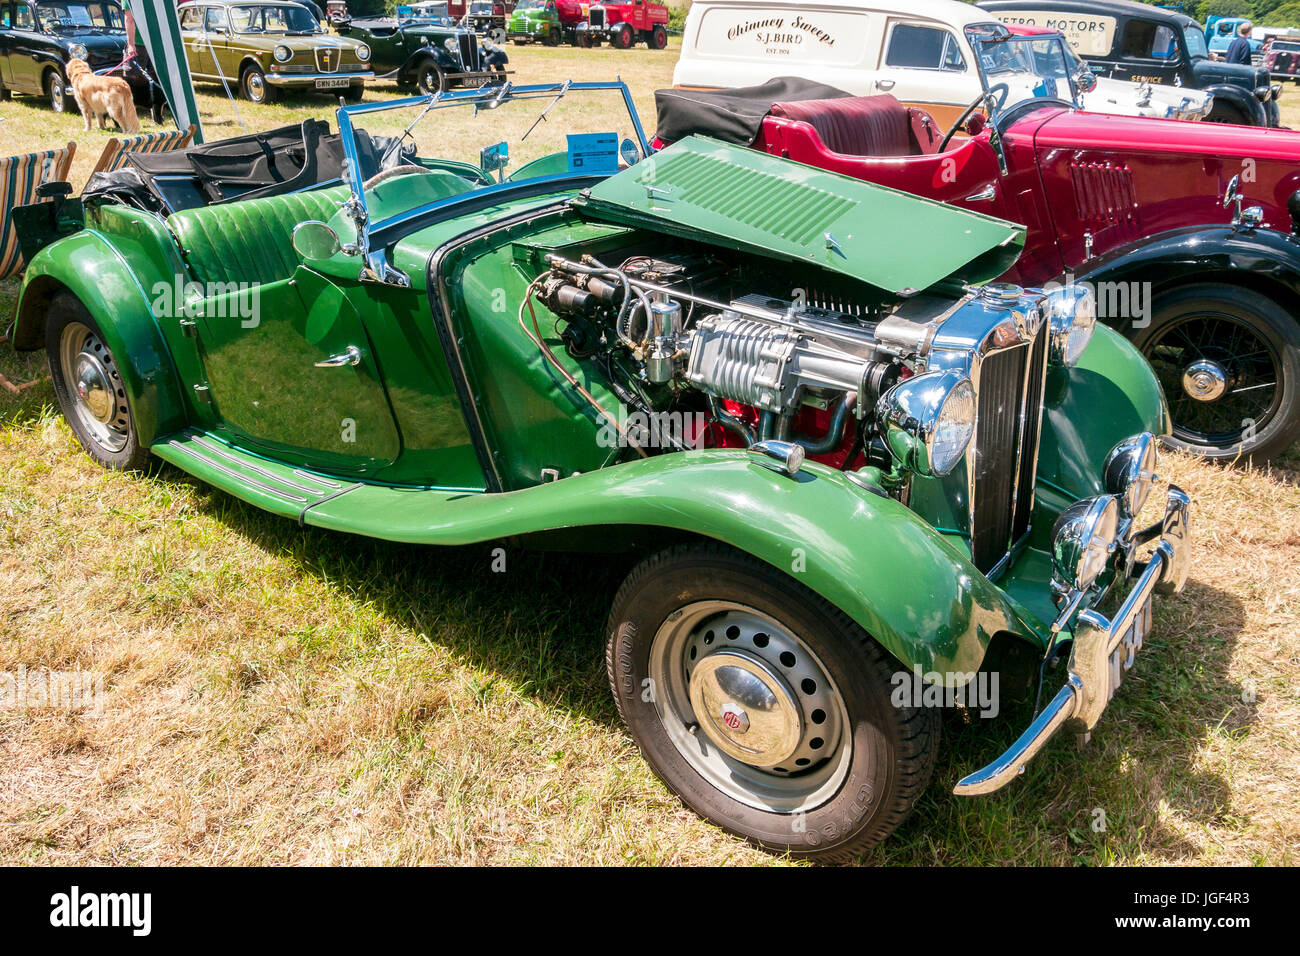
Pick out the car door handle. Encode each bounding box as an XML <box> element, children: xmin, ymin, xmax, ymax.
<box><xmin>876</xmin><ymin>79</ymin><xmax>895</xmax><ymax>90</ymax></box>
<box><xmin>314</xmin><ymin>346</ymin><xmax>362</xmax><ymax>368</ymax></box>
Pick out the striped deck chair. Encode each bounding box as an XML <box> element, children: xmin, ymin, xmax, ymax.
<box><xmin>0</xmin><ymin>141</ymin><xmax>77</xmax><ymax>281</ymax></box>
<box><xmin>90</xmin><ymin>124</ymin><xmax>198</xmax><ymax>177</ymax></box>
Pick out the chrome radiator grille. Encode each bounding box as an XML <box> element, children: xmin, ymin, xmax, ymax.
<box><xmin>315</xmin><ymin>46</ymin><xmax>340</xmax><ymax>73</ymax></box>
<box><xmin>970</xmin><ymin>324</ymin><xmax>1048</xmax><ymax>574</ymax></box>
<box><xmin>458</xmin><ymin>33</ymin><xmax>481</xmax><ymax>71</ymax></box>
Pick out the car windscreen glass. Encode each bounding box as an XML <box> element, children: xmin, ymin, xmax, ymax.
<box><xmin>230</xmin><ymin>4</ymin><xmax>322</xmax><ymax>33</ymax></box>
<box><xmin>514</xmin><ymin>0</ymin><xmax>544</xmax><ymax>9</ymax></box>
<box><xmin>973</xmin><ymin>33</ymin><xmax>1081</xmax><ymax>118</ymax></box>
<box><xmin>36</xmin><ymin>0</ymin><xmax>124</xmax><ymax>31</ymax></box>
<box><xmin>1183</xmin><ymin>25</ymin><xmax>1208</xmax><ymax>59</ymax></box>
<box><xmin>341</xmin><ymin>83</ymin><xmax>648</xmax><ymax>232</ymax></box>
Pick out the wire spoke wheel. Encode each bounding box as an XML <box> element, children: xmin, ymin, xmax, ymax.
<box><xmin>1145</xmin><ymin>312</ymin><xmax>1281</xmax><ymax>447</ymax></box>
<box><xmin>649</xmin><ymin>600</ymin><xmax>851</xmax><ymax>812</ymax></box>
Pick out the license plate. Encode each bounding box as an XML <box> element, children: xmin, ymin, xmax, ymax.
<box><xmin>315</xmin><ymin>78</ymin><xmax>350</xmax><ymax>89</ymax></box>
<box><xmin>462</xmin><ymin>75</ymin><xmax>489</xmax><ymax>88</ymax></box>
<box><xmin>1105</xmin><ymin>593</ymin><xmax>1152</xmax><ymax>705</ymax></box>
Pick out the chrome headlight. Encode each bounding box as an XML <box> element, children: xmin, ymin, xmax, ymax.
<box><xmin>1051</xmin><ymin>495</ymin><xmax>1120</xmax><ymax>596</ymax></box>
<box><xmin>356</xmin><ymin>43</ymin><xmax>371</xmax><ymax>61</ymax></box>
<box><xmin>445</xmin><ymin>38</ymin><xmax>459</xmax><ymax>52</ymax></box>
<box><xmin>876</xmin><ymin>369</ymin><xmax>976</xmax><ymax>478</ymax></box>
<box><xmin>69</xmin><ymin>42</ymin><xmax>89</xmax><ymax>59</ymax></box>
<box><xmin>274</xmin><ymin>44</ymin><xmax>292</xmax><ymax>62</ymax></box>
<box><xmin>1103</xmin><ymin>432</ymin><xmax>1158</xmax><ymax>519</ymax></box>
<box><xmin>1045</xmin><ymin>284</ymin><xmax>1096</xmax><ymax>367</ymax></box>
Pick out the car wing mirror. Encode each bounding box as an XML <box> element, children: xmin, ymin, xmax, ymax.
<box><xmin>1075</xmin><ymin>69</ymin><xmax>1098</xmax><ymax>94</ymax></box>
<box><xmin>292</xmin><ymin>220</ymin><xmax>342</xmax><ymax>260</ymax></box>
<box><xmin>480</xmin><ymin>141</ymin><xmax>509</xmax><ymax>182</ymax></box>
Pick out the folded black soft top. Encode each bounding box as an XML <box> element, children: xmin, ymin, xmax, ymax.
<box><xmin>654</xmin><ymin>77</ymin><xmax>854</xmax><ymax>146</ymax></box>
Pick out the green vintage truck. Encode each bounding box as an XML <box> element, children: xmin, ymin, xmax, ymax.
<box><xmin>176</xmin><ymin>0</ymin><xmax>373</xmax><ymax>103</ymax></box>
<box><xmin>9</xmin><ymin>82</ymin><xmax>1190</xmax><ymax>861</ymax></box>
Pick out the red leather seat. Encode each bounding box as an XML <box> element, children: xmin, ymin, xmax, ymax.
<box><xmin>768</xmin><ymin>94</ymin><xmax>940</xmax><ymax>157</ymax></box>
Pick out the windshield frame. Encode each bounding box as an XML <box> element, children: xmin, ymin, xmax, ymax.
<box><xmin>335</xmin><ymin>80</ymin><xmax>651</xmax><ymax>286</ymax></box>
<box><xmin>971</xmin><ymin>30</ymin><xmax>1083</xmax><ymax>121</ymax></box>
<box><xmin>228</xmin><ymin>3</ymin><xmax>323</xmax><ymax>34</ymax></box>
<box><xmin>1182</xmin><ymin>25</ymin><xmax>1208</xmax><ymax>61</ymax></box>
<box><xmin>34</xmin><ymin>0</ymin><xmax>125</xmax><ymax>32</ymax></box>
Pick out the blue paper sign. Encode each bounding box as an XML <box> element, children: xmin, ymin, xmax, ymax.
<box><xmin>567</xmin><ymin>132</ymin><xmax>620</xmax><ymax>175</ymax></box>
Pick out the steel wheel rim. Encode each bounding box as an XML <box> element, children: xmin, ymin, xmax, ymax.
<box><xmin>1145</xmin><ymin>311</ymin><xmax>1283</xmax><ymax>447</ymax></box>
<box><xmin>247</xmin><ymin>72</ymin><xmax>265</xmax><ymax>102</ymax></box>
<box><xmin>420</xmin><ymin>67</ymin><xmax>441</xmax><ymax>93</ymax></box>
<box><xmin>60</xmin><ymin>321</ymin><xmax>130</xmax><ymax>454</ymax></box>
<box><xmin>649</xmin><ymin>601</ymin><xmax>851</xmax><ymax>813</ymax></box>
<box><xmin>50</xmin><ymin>77</ymin><xmax>65</xmax><ymax>111</ymax></box>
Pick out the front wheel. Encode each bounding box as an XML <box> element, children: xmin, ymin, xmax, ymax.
<box><xmin>1206</xmin><ymin>101</ymin><xmax>1251</xmax><ymax>125</ymax></box>
<box><xmin>544</xmin><ymin>26</ymin><xmax>561</xmax><ymax>46</ymax></box>
<box><xmin>606</xmin><ymin>543</ymin><xmax>938</xmax><ymax>862</ymax></box>
<box><xmin>611</xmin><ymin>23</ymin><xmax>633</xmax><ymax>49</ymax></box>
<box><xmin>240</xmin><ymin>64</ymin><xmax>276</xmax><ymax>104</ymax></box>
<box><xmin>46</xmin><ymin>69</ymin><xmax>68</xmax><ymax>113</ymax></box>
<box><xmin>46</xmin><ymin>293</ymin><xmax>150</xmax><ymax>471</ymax></box>
<box><xmin>415</xmin><ymin>58</ymin><xmax>445</xmax><ymax>94</ymax></box>
<box><xmin>1133</xmin><ymin>283</ymin><xmax>1300</xmax><ymax>460</ymax></box>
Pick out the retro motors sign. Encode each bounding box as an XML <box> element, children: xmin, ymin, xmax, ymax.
<box><xmin>696</xmin><ymin>7</ymin><xmax>868</xmax><ymax>63</ymax></box>
<box><xmin>993</xmin><ymin>11</ymin><xmax>1117</xmax><ymax>56</ymax></box>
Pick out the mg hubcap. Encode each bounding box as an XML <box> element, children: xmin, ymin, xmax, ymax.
<box><xmin>649</xmin><ymin>601</ymin><xmax>850</xmax><ymax>813</ymax></box>
<box><xmin>60</xmin><ymin>322</ymin><xmax>130</xmax><ymax>453</ymax></box>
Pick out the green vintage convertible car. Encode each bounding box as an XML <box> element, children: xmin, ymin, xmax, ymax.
<box><xmin>10</xmin><ymin>81</ymin><xmax>1191</xmax><ymax>861</ymax></box>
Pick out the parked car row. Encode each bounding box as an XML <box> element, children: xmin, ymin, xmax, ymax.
<box><xmin>506</xmin><ymin>0</ymin><xmax>669</xmax><ymax>49</ymax></box>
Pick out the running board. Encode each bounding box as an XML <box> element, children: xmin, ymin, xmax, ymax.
<box><xmin>152</xmin><ymin>430</ymin><xmax>365</xmax><ymax>525</ymax></box>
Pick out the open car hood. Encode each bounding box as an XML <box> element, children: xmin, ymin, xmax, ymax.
<box><xmin>573</xmin><ymin>137</ymin><xmax>1026</xmax><ymax>296</ymax></box>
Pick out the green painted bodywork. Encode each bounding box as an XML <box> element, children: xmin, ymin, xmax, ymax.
<box><xmin>580</xmin><ymin>138</ymin><xmax>1027</xmax><ymax>295</ymax></box>
<box><xmin>11</xmin><ymin>132</ymin><xmax>1169</xmax><ymax>678</ymax></box>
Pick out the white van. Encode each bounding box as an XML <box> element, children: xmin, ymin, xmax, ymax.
<box><xmin>672</xmin><ymin>0</ymin><xmax>1211</xmax><ymax>125</ymax></box>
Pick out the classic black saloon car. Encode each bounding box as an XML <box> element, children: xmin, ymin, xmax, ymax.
<box><xmin>0</xmin><ymin>0</ymin><xmax>168</xmax><ymax>119</ymax></box>
<box><xmin>336</xmin><ymin>2</ymin><xmax>507</xmax><ymax>94</ymax></box>
<box><xmin>980</xmin><ymin>0</ymin><xmax>1283</xmax><ymax>125</ymax></box>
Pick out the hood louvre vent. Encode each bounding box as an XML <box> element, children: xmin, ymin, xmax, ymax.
<box><xmin>1070</xmin><ymin>161</ymin><xmax>1138</xmax><ymax>228</ymax></box>
<box><xmin>634</xmin><ymin>150</ymin><xmax>855</xmax><ymax>246</ymax></box>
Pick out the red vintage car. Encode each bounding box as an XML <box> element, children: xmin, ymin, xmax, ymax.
<box><xmin>656</xmin><ymin>26</ymin><xmax>1300</xmax><ymax>460</ymax></box>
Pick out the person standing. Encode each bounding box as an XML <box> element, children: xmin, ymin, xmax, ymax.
<box><xmin>1226</xmin><ymin>21</ymin><xmax>1255</xmax><ymax>65</ymax></box>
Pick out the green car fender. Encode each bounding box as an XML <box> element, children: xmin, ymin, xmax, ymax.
<box><xmin>301</xmin><ymin>451</ymin><xmax>1040</xmax><ymax>676</ymax></box>
<box><xmin>13</xmin><ymin>216</ymin><xmax>189</xmax><ymax>448</ymax></box>
<box><xmin>1038</xmin><ymin>324</ymin><xmax>1171</xmax><ymax>503</ymax></box>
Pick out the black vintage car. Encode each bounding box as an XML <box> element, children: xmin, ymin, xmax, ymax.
<box><xmin>0</xmin><ymin>0</ymin><xmax>167</xmax><ymax>120</ymax></box>
<box><xmin>335</xmin><ymin>3</ymin><xmax>507</xmax><ymax>93</ymax></box>
<box><xmin>980</xmin><ymin>0</ymin><xmax>1283</xmax><ymax>126</ymax></box>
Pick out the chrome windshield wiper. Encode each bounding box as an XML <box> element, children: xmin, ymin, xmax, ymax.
<box><xmin>521</xmin><ymin>80</ymin><xmax>570</xmax><ymax>143</ymax></box>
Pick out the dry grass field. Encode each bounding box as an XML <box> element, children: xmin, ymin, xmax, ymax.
<box><xmin>1</xmin><ymin>40</ymin><xmax>1298</xmax><ymax>865</ymax></box>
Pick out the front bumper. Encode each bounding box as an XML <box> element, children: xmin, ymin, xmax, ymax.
<box><xmin>265</xmin><ymin>71</ymin><xmax>374</xmax><ymax>88</ymax></box>
<box><xmin>953</xmin><ymin>485</ymin><xmax>1191</xmax><ymax>796</ymax></box>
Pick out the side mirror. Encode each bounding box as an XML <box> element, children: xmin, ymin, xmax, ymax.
<box><xmin>1075</xmin><ymin>69</ymin><xmax>1098</xmax><ymax>94</ymax></box>
<box><xmin>292</xmin><ymin>220</ymin><xmax>342</xmax><ymax>260</ymax></box>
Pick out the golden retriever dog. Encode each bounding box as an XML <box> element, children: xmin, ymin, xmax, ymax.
<box><xmin>66</xmin><ymin>58</ymin><xmax>139</xmax><ymax>134</ymax></box>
